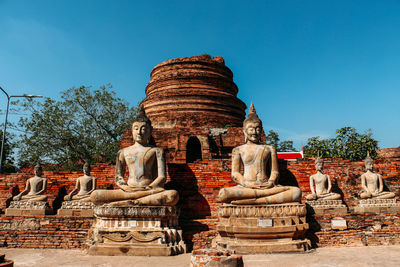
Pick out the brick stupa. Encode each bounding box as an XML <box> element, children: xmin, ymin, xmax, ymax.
<box><xmin>121</xmin><ymin>55</ymin><xmax>248</xmax><ymax>163</ymax></box>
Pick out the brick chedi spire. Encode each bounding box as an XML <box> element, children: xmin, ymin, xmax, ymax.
<box><xmin>141</xmin><ymin>55</ymin><xmax>246</xmax><ymax>128</ymax></box>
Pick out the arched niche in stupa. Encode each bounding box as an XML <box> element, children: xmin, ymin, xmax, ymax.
<box><xmin>186</xmin><ymin>136</ymin><xmax>202</xmax><ymax>163</ymax></box>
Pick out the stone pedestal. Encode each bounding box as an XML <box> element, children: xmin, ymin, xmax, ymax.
<box><xmin>306</xmin><ymin>199</ymin><xmax>348</xmax><ymax>215</ymax></box>
<box><xmin>57</xmin><ymin>201</ymin><xmax>94</xmax><ymax>217</ymax></box>
<box><xmin>5</xmin><ymin>201</ymin><xmax>51</xmax><ymax>216</ymax></box>
<box><xmin>86</xmin><ymin>205</ymin><xmax>186</xmax><ymax>256</ymax></box>
<box><xmin>354</xmin><ymin>199</ymin><xmax>400</xmax><ymax>214</ymax></box>
<box><xmin>214</xmin><ymin>203</ymin><xmax>310</xmax><ymax>254</ymax></box>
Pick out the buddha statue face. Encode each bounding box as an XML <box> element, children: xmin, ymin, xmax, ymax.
<box><xmin>243</xmin><ymin>121</ymin><xmax>262</xmax><ymax>144</ymax></box>
<box><xmin>34</xmin><ymin>164</ymin><xmax>43</xmax><ymax>177</ymax></box>
<box><xmin>365</xmin><ymin>159</ymin><xmax>373</xmax><ymax>171</ymax></box>
<box><xmin>315</xmin><ymin>160</ymin><xmax>323</xmax><ymax>171</ymax></box>
<box><xmin>364</xmin><ymin>152</ymin><xmax>374</xmax><ymax>171</ymax></box>
<box><xmin>132</xmin><ymin>121</ymin><xmax>151</xmax><ymax>145</ymax></box>
<box><xmin>83</xmin><ymin>163</ymin><xmax>91</xmax><ymax>175</ymax></box>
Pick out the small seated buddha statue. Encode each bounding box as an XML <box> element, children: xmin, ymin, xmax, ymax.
<box><xmin>360</xmin><ymin>152</ymin><xmax>396</xmax><ymax>199</ymax></box>
<box><xmin>90</xmin><ymin>106</ymin><xmax>179</xmax><ymax>206</ymax></box>
<box><xmin>64</xmin><ymin>162</ymin><xmax>96</xmax><ymax>202</ymax></box>
<box><xmin>218</xmin><ymin>103</ymin><xmax>302</xmax><ymax>205</ymax></box>
<box><xmin>305</xmin><ymin>155</ymin><xmax>341</xmax><ymax>201</ymax></box>
<box><xmin>13</xmin><ymin>163</ymin><xmax>47</xmax><ymax>202</ymax></box>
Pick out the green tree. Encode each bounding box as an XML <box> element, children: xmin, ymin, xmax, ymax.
<box><xmin>278</xmin><ymin>140</ymin><xmax>296</xmax><ymax>152</ymax></box>
<box><xmin>16</xmin><ymin>85</ymin><xmax>137</xmax><ymax>169</ymax></box>
<box><xmin>303</xmin><ymin>127</ymin><xmax>378</xmax><ymax>161</ymax></box>
<box><xmin>0</xmin><ymin>128</ymin><xmax>17</xmax><ymax>173</ymax></box>
<box><xmin>265</xmin><ymin>130</ymin><xmax>297</xmax><ymax>152</ymax></box>
<box><xmin>265</xmin><ymin>130</ymin><xmax>279</xmax><ymax>148</ymax></box>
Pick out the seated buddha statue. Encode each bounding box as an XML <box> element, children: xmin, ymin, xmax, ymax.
<box><xmin>360</xmin><ymin>152</ymin><xmax>395</xmax><ymax>199</ymax></box>
<box><xmin>218</xmin><ymin>103</ymin><xmax>302</xmax><ymax>205</ymax></box>
<box><xmin>90</xmin><ymin>106</ymin><xmax>179</xmax><ymax>206</ymax></box>
<box><xmin>305</xmin><ymin>155</ymin><xmax>341</xmax><ymax>201</ymax></box>
<box><xmin>13</xmin><ymin>163</ymin><xmax>47</xmax><ymax>202</ymax></box>
<box><xmin>64</xmin><ymin>162</ymin><xmax>96</xmax><ymax>202</ymax></box>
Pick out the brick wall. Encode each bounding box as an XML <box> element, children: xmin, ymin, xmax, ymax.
<box><xmin>1</xmin><ymin>157</ymin><xmax>400</xmax><ymax>250</ymax></box>
<box><xmin>0</xmin><ymin>216</ymin><xmax>93</xmax><ymax>248</ymax></box>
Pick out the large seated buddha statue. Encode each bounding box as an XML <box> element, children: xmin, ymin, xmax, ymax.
<box><xmin>90</xmin><ymin>106</ymin><xmax>179</xmax><ymax>206</ymax></box>
<box><xmin>218</xmin><ymin>103</ymin><xmax>302</xmax><ymax>205</ymax></box>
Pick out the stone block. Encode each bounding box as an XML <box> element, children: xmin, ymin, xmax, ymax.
<box><xmin>5</xmin><ymin>201</ymin><xmax>51</xmax><ymax>216</ymax></box>
<box><xmin>331</xmin><ymin>217</ymin><xmax>347</xmax><ymax>230</ymax></box>
<box><xmin>306</xmin><ymin>199</ymin><xmax>348</xmax><ymax>215</ymax></box>
<box><xmin>57</xmin><ymin>201</ymin><xmax>94</xmax><ymax>217</ymax></box>
<box><xmin>354</xmin><ymin>199</ymin><xmax>400</xmax><ymax>214</ymax></box>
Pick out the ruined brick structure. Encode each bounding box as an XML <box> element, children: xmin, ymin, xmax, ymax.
<box><xmin>0</xmin><ymin>56</ymin><xmax>400</xmax><ymax>250</ymax></box>
<box><xmin>121</xmin><ymin>55</ymin><xmax>247</xmax><ymax>163</ymax></box>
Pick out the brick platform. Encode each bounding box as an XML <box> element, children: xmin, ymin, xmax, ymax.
<box><xmin>0</xmin><ymin>216</ymin><xmax>93</xmax><ymax>249</ymax></box>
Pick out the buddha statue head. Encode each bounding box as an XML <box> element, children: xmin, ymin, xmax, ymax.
<box><xmin>34</xmin><ymin>162</ymin><xmax>43</xmax><ymax>177</ymax></box>
<box><xmin>315</xmin><ymin>153</ymin><xmax>323</xmax><ymax>171</ymax></box>
<box><xmin>83</xmin><ymin>162</ymin><xmax>91</xmax><ymax>175</ymax></box>
<box><xmin>364</xmin><ymin>151</ymin><xmax>374</xmax><ymax>171</ymax></box>
<box><xmin>132</xmin><ymin>105</ymin><xmax>152</xmax><ymax>145</ymax></box>
<box><xmin>243</xmin><ymin>103</ymin><xmax>262</xmax><ymax>144</ymax></box>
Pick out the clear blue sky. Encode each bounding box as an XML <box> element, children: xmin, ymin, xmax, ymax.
<box><xmin>1</xmin><ymin>0</ymin><xmax>399</xmax><ymax>149</ymax></box>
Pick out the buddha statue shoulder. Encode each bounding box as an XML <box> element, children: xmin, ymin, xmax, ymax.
<box><xmin>218</xmin><ymin>103</ymin><xmax>302</xmax><ymax>205</ymax></box>
<box><xmin>90</xmin><ymin>106</ymin><xmax>179</xmax><ymax>206</ymax></box>
<box><xmin>13</xmin><ymin>163</ymin><xmax>47</xmax><ymax>202</ymax></box>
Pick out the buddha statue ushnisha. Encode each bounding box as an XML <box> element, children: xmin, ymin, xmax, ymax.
<box><xmin>218</xmin><ymin>103</ymin><xmax>302</xmax><ymax>205</ymax></box>
<box><xmin>90</xmin><ymin>106</ymin><xmax>179</xmax><ymax>206</ymax></box>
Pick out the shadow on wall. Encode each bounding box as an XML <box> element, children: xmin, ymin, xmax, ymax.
<box><xmin>166</xmin><ymin>163</ymin><xmax>211</xmax><ymax>251</ymax></box>
<box><xmin>186</xmin><ymin>136</ymin><xmax>202</xmax><ymax>163</ymax></box>
<box><xmin>331</xmin><ymin>179</ymin><xmax>345</xmax><ymax>200</ymax></box>
<box><xmin>278</xmin><ymin>160</ymin><xmax>300</xmax><ymax>187</ymax></box>
<box><xmin>5</xmin><ymin>185</ymin><xmax>20</xmax><ymax>209</ymax></box>
<box><xmin>305</xmin><ymin>206</ymin><xmax>321</xmax><ymax>248</ymax></box>
<box><xmin>52</xmin><ymin>186</ymin><xmax>67</xmax><ymax>214</ymax></box>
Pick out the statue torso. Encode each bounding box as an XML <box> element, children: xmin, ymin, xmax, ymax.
<box><xmin>311</xmin><ymin>172</ymin><xmax>330</xmax><ymax>194</ymax></box>
<box><xmin>237</xmin><ymin>144</ymin><xmax>270</xmax><ymax>183</ymax></box>
<box><xmin>28</xmin><ymin>176</ymin><xmax>46</xmax><ymax>195</ymax></box>
<box><xmin>122</xmin><ymin>145</ymin><xmax>158</xmax><ymax>187</ymax></box>
<box><xmin>77</xmin><ymin>175</ymin><xmax>95</xmax><ymax>195</ymax></box>
<box><xmin>363</xmin><ymin>171</ymin><xmax>380</xmax><ymax>193</ymax></box>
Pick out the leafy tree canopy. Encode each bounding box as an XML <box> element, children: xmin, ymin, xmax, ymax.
<box><xmin>303</xmin><ymin>127</ymin><xmax>378</xmax><ymax>161</ymax></box>
<box><xmin>16</xmin><ymin>85</ymin><xmax>137</xmax><ymax>169</ymax></box>
<box><xmin>0</xmin><ymin>128</ymin><xmax>17</xmax><ymax>173</ymax></box>
<box><xmin>265</xmin><ymin>130</ymin><xmax>297</xmax><ymax>152</ymax></box>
